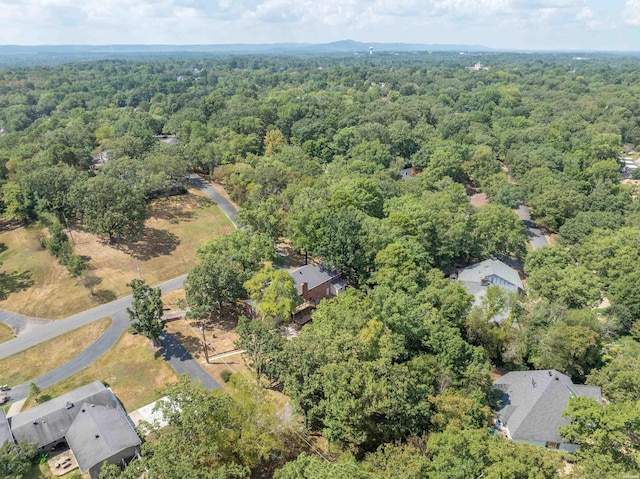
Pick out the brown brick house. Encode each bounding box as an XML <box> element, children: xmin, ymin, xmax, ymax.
<box><xmin>288</xmin><ymin>264</ymin><xmax>347</xmax><ymax>326</ymax></box>
<box><xmin>289</xmin><ymin>264</ymin><xmax>347</xmax><ymax>303</ymax></box>
<box><xmin>244</xmin><ymin>264</ymin><xmax>347</xmax><ymax>326</ymax></box>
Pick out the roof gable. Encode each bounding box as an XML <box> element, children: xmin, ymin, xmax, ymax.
<box><xmin>8</xmin><ymin>381</ymin><xmax>117</xmax><ymax>447</ymax></box>
<box><xmin>495</xmin><ymin>370</ymin><xmax>601</xmax><ymax>443</ymax></box>
<box><xmin>65</xmin><ymin>403</ymin><xmax>141</xmax><ymax>472</ymax></box>
<box><xmin>458</xmin><ymin>259</ymin><xmax>524</xmax><ymax>291</ymax></box>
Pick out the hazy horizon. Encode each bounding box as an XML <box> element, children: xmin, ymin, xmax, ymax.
<box><xmin>0</xmin><ymin>1</ymin><xmax>637</xmax><ymax>52</ymax></box>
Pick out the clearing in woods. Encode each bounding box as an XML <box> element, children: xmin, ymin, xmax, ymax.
<box><xmin>0</xmin><ymin>191</ymin><xmax>233</xmax><ymax>318</ymax></box>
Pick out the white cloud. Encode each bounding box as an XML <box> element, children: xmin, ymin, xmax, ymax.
<box><xmin>624</xmin><ymin>0</ymin><xmax>640</xmax><ymax>25</ymax></box>
<box><xmin>0</xmin><ymin>0</ymin><xmax>631</xmax><ymax>48</ymax></box>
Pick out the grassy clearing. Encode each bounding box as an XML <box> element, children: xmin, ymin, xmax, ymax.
<box><xmin>161</xmin><ymin>291</ymin><xmax>290</xmax><ymax>408</ymax></box>
<box><xmin>0</xmin><ymin>318</ymin><xmax>111</xmax><ymax>386</ymax></box>
<box><xmin>0</xmin><ymin>191</ymin><xmax>233</xmax><ymax>318</ymax></box>
<box><xmin>22</xmin><ymin>463</ymin><xmax>78</xmax><ymax>479</ymax></box>
<box><xmin>24</xmin><ymin>332</ymin><xmax>179</xmax><ymax>412</ymax></box>
<box><xmin>0</xmin><ymin>322</ymin><xmax>14</xmax><ymax>343</ymax></box>
<box><xmin>0</xmin><ymin>221</ymin><xmax>75</xmax><ymax>319</ymax></box>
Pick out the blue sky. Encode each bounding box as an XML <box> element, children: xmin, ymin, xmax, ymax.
<box><xmin>0</xmin><ymin>0</ymin><xmax>637</xmax><ymax>50</ymax></box>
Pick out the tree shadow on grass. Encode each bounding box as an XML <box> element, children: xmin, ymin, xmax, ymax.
<box><xmin>0</xmin><ymin>219</ymin><xmax>23</xmax><ymax>233</ymax></box>
<box><xmin>148</xmin><ymin>200</ymin><xmax>196</xmax><ymax>224</ymax></box>
<box><xmin>187</xmin><ymin>309</ymin><xmax>240</xmax><ymax>333</ymax></box>
<box><xmin>122</xmin><ymin>227</ymin><xmax>180</xmax><ymax>261</ymax></box>
<box><xmin>92</xmin><ymin>289</ymin><xmax>117</xmax><ymax>304</ymax></box>
<box><xmin>0</xmin><ymin>270</ymin><xmax>34</xmax><ymax>300</ymax></box>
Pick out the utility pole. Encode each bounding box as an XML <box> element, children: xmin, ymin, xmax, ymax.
<box><xmin>200</xmin><ymin>321</ymin><xmax>210</xmax><ymax>364</ymax></box>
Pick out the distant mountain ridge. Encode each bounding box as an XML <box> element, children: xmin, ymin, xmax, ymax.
<box><xmin>0</xmin><ymin>40</ymin><xmax>492</xmax><ymax>56</ymax></box>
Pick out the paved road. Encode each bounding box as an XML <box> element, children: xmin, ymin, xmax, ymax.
<box><xmin>0</xmin><ymin>311</ymin><xmax>50</xmax><ymax>336</ymax></box>
<box><xmin>0</xmin><ymin>275</ymin><xmax>187</xmax><ymax>360</ymax></box>
<box><xmin>188</xmin><ymin>174</ymin><xmax>238</xmax><ymax>227</ymax></box>
<box><xmin>0</xmin><ymin>175</ymin><xmax>236</xmax><ymax>402</ymax></box>
<box><xmin>4</xmin><ymin>315</ymin><xmax>220</xmax><ymax>404</ymax></box>
<box><xmin>157</xmin><ymin>333</ymin><xmax>221</xmax><ymax>390</ymax></box>
<box><xmin>3</xmin><ymin>311</ymin><xmax>131</xmax><ymax>403</ymax></box>
<box><xmin>515</xmin><ymin>204</ymin><xmax>550</xmax><ymax>250</ymax></box>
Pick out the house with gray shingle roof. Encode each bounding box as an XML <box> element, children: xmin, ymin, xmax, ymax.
<box><xmin>455</xmin><ymin>258</ymin><xmax>524</xmax><ymax>323</ymax></box>
<box><xmin>494</xmin><ymin>370</ymin><xmax>601</xmax><ymax>452</ymax></box>
<box><xmin>288</xmin><ymin>263</ymin><xmax>347</xmax><ymax>325</ymax></box>
<box><xmin>66</xmin><ymin>403</ymin><xmax>141</xmax><ymax>479</ymax></box>
<box><xmin>0</xmin><ymin>409</ymin><xmax>13</xmax><ymax>445</ymax></box>
<box><xmin>6</xmin><ymin>381</ymin><xmax>140</xmax><ymax>478</ymax></box>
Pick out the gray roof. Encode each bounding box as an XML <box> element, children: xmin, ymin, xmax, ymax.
<box><xmin>466</xmin><ymin>284</ymin><xmax>511</xmax><ymax>324</ymax></box>
<box><xmin>0</xmin><ymin>409</ymin><xmax>14</xmax><ymax>445</ymax></box>
<box><xmin>288</xmin><ymin>264</ymin><xmax>342</xmax><ymax>293</ymax></box>
<box><xmin>9</xmin><ymin>381</ymin><xmax>117</xmax><ymax>447</ymax></box>
<box><xmin>65</xmin><ymin>403</ymin><xmax>140</xmax><ymax>473</ymax></box>
<box><xmin>495</xmin><ymin>370</ymin><xmax>601</xmax><ymax>444</ymax></box>
<box><xmin>458</xmin><ymin>259</ymin><xmax>524</xmax><ymax>292</ymax></box>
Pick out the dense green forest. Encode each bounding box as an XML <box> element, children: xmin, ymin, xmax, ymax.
<box><xmin>1</xmin><ymin>52</ymin><xmax>639</xmax><ymax>478</ymax></box>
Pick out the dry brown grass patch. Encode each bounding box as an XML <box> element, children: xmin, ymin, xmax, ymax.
<box><xmin>23</xmin><ymin>331</ymin><xmax>178</xmax><ymax>412</ymax></box>
<box><xmin>0</xmin><ymin>191</ymin><xmax>233</xmax><ymax>318</ymax></box>
<box><xmin>0</xmin><ymin>322</ymin><xmax>14</xmax><ymax>344</ymax></box>
<box><xmin>0</xmin><ymin>318</ymin><xmax>111</xmax><ymax>386</ymax></box>
<box><xmin>165</xmin><ymin>315</ymin><xmax>249</xmax><ymax>386</ymax></box>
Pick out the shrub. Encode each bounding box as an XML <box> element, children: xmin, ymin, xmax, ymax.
<box><xmin>220</xmin><ymin>369</ymin><xmax>233</xmax><ymax>383</ymax></box>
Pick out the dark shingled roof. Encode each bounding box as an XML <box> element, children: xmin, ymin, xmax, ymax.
<box><xmin>8</xmin><ymin>381</ymin><xmax>117</xmax><ymax>447</ymax></box>
<box><xmin>288</xmin><ymin>264</ymin><xmax>342</xmax><ymax>293</ymax></box>
<box><xmin>65</xmin><ymin>403</ymin><xmax>141</xmax><ymax>473</ymax></box>
<box><xmin>495</xmin><ymin>370</ymin><xmax>601</xmax><ymax>444</ymax></box>
<box><xmin>0</xmin><ymin>409</ymin><xmax>14</xmax><ymax>445</ymax></box>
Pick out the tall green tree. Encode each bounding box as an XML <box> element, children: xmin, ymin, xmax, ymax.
<box><xmin>73</xmin><ymin>175</ymin><xmax>146</xmax><ymax>243</ymax></box>
<box><xmin>243</xmin><ymin>265</ymin><xmax>301</xmax><ymax>322</ymax></box>
<box><xmin>106</xmin><ymin>375</ymin><xmax>283</xmax><ymax>478</ymax></box>
<box><xmin>235</xmin><ymin>317</ymin><xmax>286</xmax><ymax>382</ymax></box>
<box><xmin>185</xmin><ymin>256</ymin><xmax>246</xmax><ymax>321</ymax></box>
<box><xmin>472</xmin><ymin>204</ymin><xmax>528</xmax><ymax>260</ymax></box>
<box><xmin>316</xmin><ymin>208</ymin><xmax>370</xmax><ymax>286</ymax></box>
<box><xmin>561</xmin><ymin>396</ymin><xmax>640</xmax><ymax>473</ymax></box>
<box><xmin>126</xmin><ymin>278</ymin><xmax>165</xmax><ymax>346</ymax></box>
<box><xmin>0</xmin><ymin>441</ymin><xmax>39</xmax><ymax>479</ymax></box>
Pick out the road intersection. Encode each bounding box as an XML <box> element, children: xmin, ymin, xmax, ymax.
<box><xmin>0</xmin><ymin>176</ymin><xmax>234</xmax><ymax>403</ymax></box>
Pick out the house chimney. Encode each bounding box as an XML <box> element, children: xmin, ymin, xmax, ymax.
<box><xmin>301</xmin><ymin>282</ymin><xmax>308</xmax><ymax>298</ymax></box>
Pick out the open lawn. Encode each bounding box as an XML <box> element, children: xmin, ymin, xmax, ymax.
<box><xmin>22</xmin><ymin>463</ymin><xmax>78</xmax><ymax>479</ymax></box>
<box><xmin>0</xmin><ymin>318</ymin><xmax>111</xmax><ymax>386</ymax></box>
<box><xmin>0</xmin><ymin>322</ymin><xmax>14</xmax><ymax>343</ymax></box>
<box><xmin>24</xmin><ymin>331</ymin><xmax>179</xmax><ymax>412</ymax></box>
<box><xmin>0</xmin><ymin>191</ymin><xmax>233</xmax><ymax>318</ymax></box>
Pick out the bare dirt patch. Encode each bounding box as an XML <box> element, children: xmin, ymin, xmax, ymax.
<box><xmin>470</xmin><ymin>192</ymin><xmax>489</xmax><ymax>207</ymax></box>
<box><xmin>165</xmin><ymin>314</ymin><xmax>250</xmax><ymax>386</ymax></box>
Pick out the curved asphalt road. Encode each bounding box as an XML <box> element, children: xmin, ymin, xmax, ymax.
<box><xmin>515</xmin><ymin>204</ymin><xmax>550</xmax><ymax>250</ymax></box>
<box><xmin>0</xmin><ymin>175</ymin><xmax>236</xmax><ymax>402</ymax></box>
<box><xmin>188</xmin><ymin>174</ymin><xmax>238</xmax><ymax>228</ymax></box>
<box><xmin>0</xmin><ymin>274</ymin><xmax>187</xmax><ymax>360</ymax></box>
<box><xmin>0</xmin><ymin>311</ymin><xmax>50</xmax><ymax>337</ymax></box>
